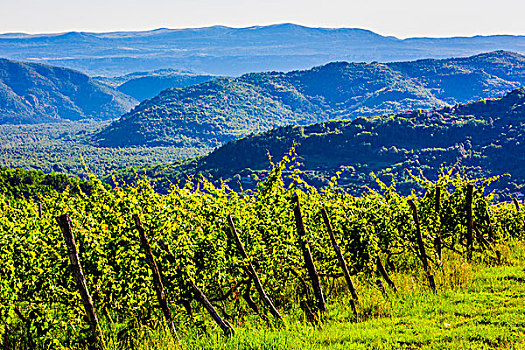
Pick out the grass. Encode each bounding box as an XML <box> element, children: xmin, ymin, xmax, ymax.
<box><xmin>88</xmin><ymin>242</ymin><xmax>525</xmax><ymax>350</ymax></box>
<box><xmin>3</xmin><ymin>242</ymin><xmax>524</xmax><ymax>349</ymax></box>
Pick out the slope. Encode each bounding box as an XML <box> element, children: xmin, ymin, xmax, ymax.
<box><xmin>125</xmin><ymin>88</ymin><xmax>525</xmax><ymax>197</ymax></box>
<box><xmin>116</xmin><ymin>70</ymin><xmax>218</xmax><ymax>101</ymax></box>
<box><xmin>95</xmin><ymin>51</ymin><xmax>525</xmax><ymax>148</ymax></box>
<box><xmin>0</xmin><ymin>58</ymin><xmax>138</xmax><ymax>124</ymax></box>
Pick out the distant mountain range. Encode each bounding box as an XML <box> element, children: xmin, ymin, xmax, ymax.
<box><xmin>0</xmin><ymin>58</ymin><xmax>137</xmax><ymax>123</ymax></box>
<box><xmin>94</xmin><ymin>51</ymin><xmax>525</xmax><ymax>148</ymax></box>
<box><xmin>1</xmin><ymin>23</ymin><xmax>525</xmax><ymax>76</ymax></box>
<box><xmin>124</xmin><ymin>87</ymin><xmax>525</xmax><ymax>197</ymax></box>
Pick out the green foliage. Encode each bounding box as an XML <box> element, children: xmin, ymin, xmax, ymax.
<box><xmin>0</xmin><ymin>121</ymin><xmax>210</xmax><ymax>178</ymax></box>
<box><xmin>126</xmin><ymin>88</ymin><xmax>525</xmax><ymax>198</ymax></box>
<box><xmin>0</xmin><ymin>165</ymin><xmax>93</xmax><ymax>199</ymax></box>
<box><xmin>0</xmin><ymin>58</ymin><xmax>137</xmax><ymax>124</ymax></box>
<box><xmin>94</xmin><ymin>51</ymin><xmax>525</xmax><ymax>148</ymax></box>
<box><xmin>1</xmin><ymin>159</ymin><xmax>523</xmax><ymax>348</ymax></box>
<box><xmin>115</xmin><ymin>70</ymin><xmax>218</xmax><ymax>101</ymax></box>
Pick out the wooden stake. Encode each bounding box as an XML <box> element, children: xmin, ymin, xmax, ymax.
<box><xmin>376</xmin><ymin>256</ymin><xmax>398</xmax><ymax>293</ymax></box>
<box><xmin>485</xmin><ymin>206</ymin><xmax>495</xmax><ymax>242</ymax></box>
<box><xmin>227</xmin><ymin>215</ymin><xmax>282</xmax><ymax>321</ymax></box>
<box><xmin>38</xmin><ymin>202</ymin><xmax>42</xmax><ymax>219</ymax></box>
<box><xmin>242</xmin><ymin>278</ymin><xmax>261</xmax><ymax>315</ymax></box>
<box><xmin>157</xmin><ymin>239</ymin><xmax>236</xmax><ymax>336</ymax></box>
<box><xmin>320</xmin><ymin>208</ymin><xmax>358</xmax><ymax>317</ymax></box>
<box><xmin>191</xmin><ymin>284</ymin><xmax>235</xmax><ymax>336</ymax></box>
<box><xmin>132</xmin><ymin>215</ymin><xmax>181</xmax><ymax>346</ymax></box>
<box><xmin>1</xmin><ymin>315</ymin><xmax>11</xmax><ymax>350</ymax></box>
<box><xmin>13</xmin><ymin>306</ymin><xmax>28</xmax><ymax>324</ymax></box>
<box><xmin>288</xmin><ymin>268</ymin><xmax>318</xmax><ymax>324</ymax></box>
<box><xmin>376</xmin><ymin>278</ymin><xmax>388</xmax><ymax>298</ymax></box>
<box><xmin>407</xmin><ymin>200</ymin><xmax>436</xmax><ymax>291</ymax></box>
<box><xmin>434</xmin><ymin>187</ymin><xmax>442</xmax><ymax>261</ymax></box>
<box><xmin>320</xmin><ymin>208</ymin><xmax>358</xmax><ymax>300</ymax></box>
<box><xmin>474</xmin><ymin>225</ymin><xmax>492</xmax><ymax>250</ymax></box>
<box><xmin>13</xmin><ymin>306</ymin><xmax>34</xmax><ymax>348</ymax></box>
<box><xmin>56</xmin><ymin>214</ymin><xmax>102</xmax><ymax>345</ymax></box>
<box><xmin>292</xmin><ymin>196</ymin><xmax>327</xmax><ymax>313</ymax></box>
<box><xmin>465</xmin><ymin>184</ymin><xmax>474</xmax><ymax>261</ymax></box>
<box><xmin>513</xmin><ymin>197</ymin><xmax>521</xmax><ymax>213</ymax></box>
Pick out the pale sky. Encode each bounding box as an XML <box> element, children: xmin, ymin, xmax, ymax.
<box><xmin>0</xmin><ymin>0</ymin><xmax>524</xmax><ymax>38</ymax></box>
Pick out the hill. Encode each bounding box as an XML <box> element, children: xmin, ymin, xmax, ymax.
<box><xmin>123</xmin><ymin>87</ymin><xmax>525</xmax><ymax>197</ymax></box>
<box><xmin>116</xmin><ymin>70</ymin><xmax>218</xmax><ymax>101</ymax></box>
<box><xmin>0</xmin><ymin>58</ymin><xmax>137</xmax><ymax>124</ymax></box>
<box><xmin>95</xmin><ymin>51</ymin><xmax>525</xmax><ymax>148</ymax></box>
<box><xmin>94</xmin><ymin>69</ymin><xmax>219</xmax><ymax>101</ymax></box>
<box><xmin>0</xmin><ymin>165</ymin><xmax>93</xmax><ymax>198</ymax></box>
<box><xmin>1</xmin><ymin>24</ymin><xmax>525</xmax><ymax>76</ymax></box>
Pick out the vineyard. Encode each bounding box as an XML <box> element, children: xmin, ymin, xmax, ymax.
<box><xmin>1</xmin><ymin>154</ymin><xmax>524</xmax><ymax>349</ymax></box>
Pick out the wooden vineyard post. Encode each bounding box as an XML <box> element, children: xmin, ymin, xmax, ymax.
<box><xmin>485</xmin><ymin>206</ymin><xmax>495</xmax><ymax>242</ymax></box>
<box><xmin>465</xmin><ymin>184</ymin><xmax>474</xmax><ymax>261</ymax></box>
<box><xmin>407</xmin><ymin>200</ymin><xmax>436</xmax><ymax>292</ymax></box>
<box><xmin>1</xmin><ymin>314</ymin><xmax>11</xmax><ymax>350</ymax></box>
<box><xmin>55</xmin><ymin>214</ymin><xmax>102</xmax><ymax>345</ymax></box>
<box><xmin>226</xmin><ymin>215</ymin><xmax>283</xmax><ymax>321</ymax></box>
<box><xmin>2</xmin><ymin>326</ymin><xmax>9</xmax><ymax>350</ymax></box>
<box><xmin>434</xmin><ymin>187</ymin><xmax>442</xmax><ymax>261</ymax></box>
<box><xmin>320</xmin><ymin>208</ymin><xmax>358</xmax><ymax>316</ymax></box>
<box><xmin>13</xmin><ymin>306</ymin><xmax>33</xmax><ymax>348</ymax></box>
<box><xmin>513</xmin><ymin>197</ymin><xmax>522</xmax><ymax>241</ymax></box>
<box><xmin>190</xmin><ymin>284</ymin><xmax>235</xmax><ymax>336</ymax></box>
<box><xmin>375</xmin><ymin>278</ymin><xmax>388</xmax><ymax>298</ymax></box>
<box><xmin>288</xmin><ymin>267</ymin><xmax>317</xmax><ymax>324</ymax></box>
<box><xmin>132</xmin><ymin>215</ymin><xmax>181</xmax><ymax>346</ymax></box>
<box><xmin>513</xmin><ymin>197</ymin><xmax>521</xmax><ymax>213</ymax></box>
<box><xmin>157</xmin><ymin>239</ymin><xmax>236</xmax><ymax>336</ymax></box>
<box><xmin>292</xmin><ymin>196</ymin><xmax>327</xmax><ymax>313</ymax></box>
<box><xmin>38</xmin><ymin>202</ymin><xmax>42</xmax><ymax>219</ymax></box>
<box><xmin>242</xmin><ymin>278</ymin><xmax>261</xmax><ymax>314</ymax></box>
<box><xmin>376</xmin><ymin>256</ymin><xmax>398</xmax><ymax>293</ymax></box>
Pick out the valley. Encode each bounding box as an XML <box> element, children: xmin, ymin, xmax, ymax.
<box><xmin>0</xmin><ymin>23</ymin><xmax>524</xmax><ymax>349</ymax></box>
<box><xmin>94</xmin><ymin>51</ymin><xmax>525</xmax><ymax>148</ymax></box>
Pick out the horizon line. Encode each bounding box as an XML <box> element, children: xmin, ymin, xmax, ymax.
<box><xmin>1</xmin><ymin>23</ymin><xmax>525</xmax><ymax>40</ymax></box>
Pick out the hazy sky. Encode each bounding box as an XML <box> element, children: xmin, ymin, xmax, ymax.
<box><xmin>1</xmin><ymin>0</ymin><xmax>524</xmax><ymax>38</ymax></box>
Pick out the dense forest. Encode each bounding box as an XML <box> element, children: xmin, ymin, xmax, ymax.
<box><xmin>118</xmin><ymin>88</ymin><xmax>525</xmax><ymax>199</ymax></box>
<box><xmin>0</xmin><ymin>121</ymin><xmax>207</xmax><ymax>178</ymax></box>
<box><xmin>0</xmin><ymin>165</ymin><xmax>92</xmax><ymax>199</ymax></box>
<box><xmin>95</xmin><ymin>51</ymin><xmax>525</xmax><ymax>148</ymax></box>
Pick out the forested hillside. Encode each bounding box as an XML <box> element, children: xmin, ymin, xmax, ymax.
<box><xmin>0</xmin><ymin>121</ymin><xmax>207</xmax><ymax>178</ymax></box>
<box><xmin>123</xmin><ymin>88</ymin><xmax>525</xmax><ymax>198</ymax></box>
<box><xmin>116</xmin><ymin>70</ymin><xmax>218</xmax><ymax>101</ymax></box>
<box><xmin>95</xmin><ymin>51</ymin><xmax>525</xmax><ymax>148</ymax></box>
<box><xmin>0</xmin><ymin>58</ymin><xmax>137</xmax><ymax>124</ymax></box>
<box><xmin>0</xmin><ymin>166</ymin><xmax>92</xmax><ymax>198</ymax></box>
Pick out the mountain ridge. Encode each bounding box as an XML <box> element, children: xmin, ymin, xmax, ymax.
<box><xmin>2</xmin><ymin>23</ymin><xmax>525</xmax><ymax>76</ymax></box>
<box><xmin>0</xmin><ymin>58</ymin><xmax>138</xmax><ymax>124</ymax></box>
<box><xmin>94</xmin><ymin>51</ymin><xmax>525</xmax><ymax>148</ymax></box>
<box><xmin>123</xmin><ymin>87</ymin><xmax>525</xmax><ymax>197</ymax></box>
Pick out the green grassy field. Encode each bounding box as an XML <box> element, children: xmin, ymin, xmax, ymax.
<box><xmin>2</xmin><ymin>168</ymin><xmax>523</xmax><ymax>350</ymax></box>
<box><xmin>96</xmin><ymin>242</ymin><xmax>525</xmax><ymax>350</ymax></box>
